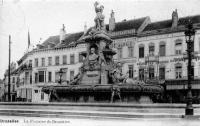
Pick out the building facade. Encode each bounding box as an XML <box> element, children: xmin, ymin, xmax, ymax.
<box><xmin>14</xmin><ymin>9</ymin><xmax>200</xmax><ymax>103</ymax></box>
<box><xmin>3</xmin><ymin>62</ymin><xmax>18</xmax><ymax>102</ymax></box>
<box><xmin>16</xmin><ymin>28</ymin><xmax>86</xmax><ymax>102</ymax></box>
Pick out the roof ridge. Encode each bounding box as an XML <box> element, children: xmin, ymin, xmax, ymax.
<box><xmin>149</xmin><ymin>14</ymin><xmax>200</xmax><ymax>24</ymax></box>
<box><xmin>115</xmin><ymin>16</ymin><xmax>147</xmax><ymax>23</ymax></box>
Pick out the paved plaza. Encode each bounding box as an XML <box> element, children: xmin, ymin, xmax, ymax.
<box><xmin>0</xmin><ymin>103</ymin><xmax>200</xmax><ymax>126</ymax></box>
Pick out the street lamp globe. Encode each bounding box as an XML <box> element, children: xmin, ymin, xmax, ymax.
<box><xmin>184</xmin><ymin>20</ymin><xmax>195</xmax><ymax>43</ymax></box>
<box><xmin>58</xmin><ymin>69</ymin><xmax>63</xmax><ymax>76</ymax></box>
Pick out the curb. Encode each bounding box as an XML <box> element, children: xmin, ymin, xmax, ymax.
<box><xmin>0</xmin><ymin>102</ymin><xmax>200</xmax><ymax>109</ymax></box>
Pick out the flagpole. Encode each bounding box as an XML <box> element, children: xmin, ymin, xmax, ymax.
<box><xmin>28</xmin><ymin>30</ymin><xmax>30</xmax><ymax>49</ymax></box>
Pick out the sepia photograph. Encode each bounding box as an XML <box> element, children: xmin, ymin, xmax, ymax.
<box><xmin>0</xmin><ymin>0</ymin><xmax>200</xmax><ymax>125</ymax></box>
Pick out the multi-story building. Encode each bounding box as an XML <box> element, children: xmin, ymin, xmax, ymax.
<box><xmin>110</xmin><ymin>10</ymin><xmax>200</xmax><ymax>102</ymax></box>
<box><xmin>15</xmin><ymin>9</ymin><xmax>200</xmax><ymax>103</ymax></box>
<box><xmin>16</xmin><ymin>26</ymin><xmax>86</xmax><ymax>102</ymax></box>
<box><xmin>3</xmin><ymin>62</ymin><xmax>18</xmax><ymax>102</ymax></box>
<box><xmin>0</xmin><ymin>79</ymin><xmax>4</xmax><ymax>101</ymax></box>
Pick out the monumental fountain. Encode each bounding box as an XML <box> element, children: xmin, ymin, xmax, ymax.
<box><xmin>42</xmin><ymin>2</ymin><xmax>164</xmax><ymax>103</ymax></box>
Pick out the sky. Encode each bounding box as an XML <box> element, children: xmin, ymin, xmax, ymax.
<box><xmin>0</xmin><ymin>0</ymin><xmax>200</xmax><ymax>79</ymax></box>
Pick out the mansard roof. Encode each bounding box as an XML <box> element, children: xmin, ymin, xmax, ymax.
<box><xmin>143</xmin><ymin>15</ymin><xmax>200</xmax><ymax>32</ymax></box>
<box><xmin>105</xmin><ymin>17</ymin><xmax>147</xmax><ymax>32</ymax></box>
<box><xmin>31</xmin><ymin>17</ymin><xmax>148</xmax><ymax>50</ymax></box>
<box><xmin>40</xmin><ymin>15</ymin><xmax>200</xmax><ymax>49</ymax></box>
<box><xmin>113</xmin><ymin>17</ymin><xmax>147</xmax><ymax>32</ymax></box>
<box><xmin>41</xmin><ymin>32</ymin><xmax>84</xmax><ymax>49</ymax></box>
<box><xmin>42</xmin><ymin>35</ymin><xmax>60</xmax><ymax>47</ymax></box>
<box><xmin>56</xmin><ymin>32</ymin><xmax>83</xmax><ymax>48</ymax></box>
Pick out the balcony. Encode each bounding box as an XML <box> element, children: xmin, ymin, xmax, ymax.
<box><xmin>145</xmin><ymin>55</ymin><xmax>159</xmax><ymax>63</ymax></box>
<box><xmin>18</xmin><ymin>64</ymin><xmax>32</xmax><ymax>72</ymax></box>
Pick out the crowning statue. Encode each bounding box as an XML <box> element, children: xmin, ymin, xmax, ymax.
<box><xmin>94</xmin><ymin>1</ymin><xmax>105</xmax><ymax>30</ymax></box>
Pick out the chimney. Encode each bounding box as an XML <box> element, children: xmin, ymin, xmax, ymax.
<box><xmin>60</xmin><ymin>24</ymin><xmax>66</xmax><ymax>43</ymax></box>
<box><xmin>172</xmin><ymin>9</ymin><xmax>178</xmax><ymax>29</ymax></box>
<box><xmin>109</xmin><ymin>10</ymin><xmax>115</xmax><ymax>31</ymax></box>
<box><xmin>84</xmin><ymin>22</ymin><xmax>87</xmax><ymax>34</ymax></box>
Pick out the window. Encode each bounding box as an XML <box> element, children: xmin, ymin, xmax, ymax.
<box><xmin>30</xmin><ymin>74</ymin><xmax>32</xmax><ymax>84</ymax></box>
<box><xmin>149</xmin><ymin>67</ymin><xmax>154</xmax><ymax>79</ymax></box>
<box><xmin>25</xmin><ymin>72</ymin><xmax>29</xmax><ymax>84</ymax></box>
<box><xmin>175</xmin><ymin>64</ymin><xmax>182</xmax><ymax>79</ymax></box>
<box><xmin>48</xmin><ymin>57</ymin><xmax>52</xmax><ymax>66</ymax></box>
<box><xmin>35</xmin><ymin>58</ymin><xmax>38</xmax><ymax>67</ymax></box>
<box><xmin>159</xmin><ymin>42</ymin><xmax>166</xmax><ymax>56</ymax></box>
<box><xmin>41</xmin><ymin>58</ymin><xmax>45</xmax><ymax>66</ymax></box>
<box><xmin>35</xmin><ymin>73</ymin><xmax>38</xmax><ymax>83</ymax></box>
<box><xmin>149</xmin><ymin>43</ymin><xmax>155</xmax><ymax>56</ymax></box>
<box><xmin>159</xmin><ymin>67</ymin><xmax>165</xmax><ymax>80</ymax></box>
<box><xmin>70</xmin><ymin>54</ymin><xmax>75</xmax><ymax>64</ymax></box>
<box><xmin>17</xmin><ymin>77</ymin><xmax>20</xmax><ymax>86</ymax></box>
<box><xmin>29</xmin><ymin>60</ymin><xmax>32</xmax><ymax>67</ymax></box>
<box><xmin>128</xmin><ymin>65</ymin><xmax>134</xmax><ymax>78</ymax></box>
<box><xmin>79</xmin><ymin>53</ymin><xmax>84</xmax><ymax>62</ymax></box>
<box><xmin>139</xmin><ymin>45</ymin><xmax>144</xmax><ymax>58</ymax></box>
<box><xmin>139</xmin><ymin>68</ymin><xmax>144</xmax><ymax>80</ymax></box>
<box><xmin>63</xmin><ymin>55</ymin><xmax>67</xmax><ymax>65</ymax></box>
<box><xmin>128</xmin><ymin>47</ymin><xmax>134</xmax><ymax>57</ymax></box>
<box><xmin>48</xmin><ymin>72</ymin><xmax>52</xmax><ymax>82</ymax></box>
<box><xmin>55</xmin><ymin>56</ymin><xmax>59</xmax><ymax>65</ymax></box>
<box><xmin>118</xmin><ymin>48</ymin><xmax>122</xmax><ymax>59</ymax></box>
<box><xmin>175</xmin><ymin>39</ymin><xmax>182</xmax><ymax>55</ymax></box>
<box><xmin>55</xmin><ymin>72</ymin><xmax>59</xmax><ymax>83</ymax></box>
<box><xmin>12</xmin><ymin>85</ymin><xmax>15</xmax><ymax>92</ymax></box>
<box><xmin>70</xmin><ymin>70</ymin><xmax>74</xmax><ymax>81</ymax></box>
<box><xmin>38</xmin><ymin>71</ymin><xmax>45</xmax><ymax>82</ymax></box>
<box><xmin>12</xmin><ymin>77</ymin><xmax>15</xmax><ymax>83</ymax></box>
<box><xmin>34</xmin><ymin>90</ymin><xmax>38</xmax><ymax>93</ymax></box>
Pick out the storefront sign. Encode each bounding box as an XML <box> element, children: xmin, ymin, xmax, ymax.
<box><xmin>110</xmin><ymin>29</ymin><xmax>136</xmax><ymax>37</ymax></box>
<box><xmin>111</xmin><ymin>41</ymin><xmax>135</xmax><ymax>48</ymax></box>
<box><xmin>137</xmin><ymin>55</ymin><xmax>200</xmax><ymax>66</ymax></box>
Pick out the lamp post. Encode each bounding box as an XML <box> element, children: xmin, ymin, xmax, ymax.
<box><xmin>184</xmin><ymin>19</ymin><xmax>195</xmax><ymax>115</ymax></box>
<box><xmin>8</xmin><ymin>35</ymin><xmax>11</xmax><ymax>102</ymax></box>
<box><xmin>58</xmin><ymin>68</ymin><xmax>64</xmax><ymax>84</ymax></box>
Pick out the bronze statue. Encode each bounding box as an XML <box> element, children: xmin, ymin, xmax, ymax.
<box><xmin>94</xmin><ymin>1</ymin><xmax>105</xmax><ymax>30</ymax></box>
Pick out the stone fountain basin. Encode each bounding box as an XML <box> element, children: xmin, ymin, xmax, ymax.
<box><xmin>42</xmin><ymin>84</ymin><xmax>164</xmax><ymax>103</ymax></box>
<box><xmin>42</xmin><ymin>83</ymin><xmax>163</xmax><ymax>94</ymax></box>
